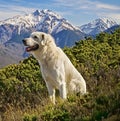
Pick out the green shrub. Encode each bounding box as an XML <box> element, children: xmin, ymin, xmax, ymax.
<box><xmin>41</xmin><ymin>105</ymin><xmax>71</xmax><ymax>121</ymax></box>
<box><xmin>23</xmin><ymin>113</ymin><xmax>37</xmax><ymax>121</ymax></box>
<box><xmin>0</xmin><ymin>28</ymin><xmax>120</xmax><ymax>121</ymax></box>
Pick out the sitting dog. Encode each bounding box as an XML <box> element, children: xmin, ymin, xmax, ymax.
<box><xmin>23</xmin><ymin>32</ymin><xmax>86</xmax><ymax>104</ymax></box>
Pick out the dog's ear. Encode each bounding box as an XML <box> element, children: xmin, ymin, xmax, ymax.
<box><xmin>42</xmin><ymin>34</ymin><xmax>44</xmax><ymax>40</ymax></box>
<box><xmin>41</xmin><ymin>34</ymin><xmax>46</xmax><ymax>45</ymax></box>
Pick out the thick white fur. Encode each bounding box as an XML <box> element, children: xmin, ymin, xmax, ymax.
<box><xmin>24</xmin><ymin>32</ymin><xmax>86</xmax><ymax>104</ymax></box>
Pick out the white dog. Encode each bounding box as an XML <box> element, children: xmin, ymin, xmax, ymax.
<box><xmin>23</xmin><ymin>32</ymin><xmax>86</xmax><ymax>104</ymax></box>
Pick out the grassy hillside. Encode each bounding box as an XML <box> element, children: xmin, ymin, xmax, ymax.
<box><xmin>0</xmin><ymin>28</ymin><xmax>120</xmax><ymax>121</ymax></box>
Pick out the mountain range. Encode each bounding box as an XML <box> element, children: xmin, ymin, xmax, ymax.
<box><xmin>80</xmin><ymin>18</ymin><xmax>118</xmax><ymax>35</ymax></box>
<box><xmin>0</xmin><ymin>9</ymin><xmax>119</xmax><ymax>68</ymax></box>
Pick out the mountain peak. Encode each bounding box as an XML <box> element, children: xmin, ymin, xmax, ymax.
<box><xmin>94</xmin><ymin>17</ymin><xmax>117</xmax><ymax>25</ymax></box>
<box><xmin>80</xmin><ymin>17</ymin><xmax>118</xmax><ymax>35</ymax></box>
<box><xmin>42</xmin><ymin>9</ymin><xmax>52</xmax><ymax>13</ymax></box>
<box><xmin>0</xmin><ymin>9</ymin><xmax>83</xmax><ymax>41</ymax></box>
<box><xmin>98</xmin><ymin>17</ymin><xmax>116</xmax><ymax>22</ymax></box>
<box><xmin>33</xmin><ymin>10</ymin><xmax>40</xmax><ymax>16</ymax></box>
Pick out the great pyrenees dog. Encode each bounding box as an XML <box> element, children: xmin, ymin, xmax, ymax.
<box><xmin>22</xmin><ymin>32</ymin><xmax>86</xmax><ymax>104</ymax></box>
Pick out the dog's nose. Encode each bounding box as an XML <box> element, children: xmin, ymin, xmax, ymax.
<box><xmin>22</xmin><ymin>39</ymin><xmax>26</xmax><ymax>45</ymax></box>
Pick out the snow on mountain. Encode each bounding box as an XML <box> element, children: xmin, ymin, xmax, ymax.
<box><xmin>0</xmin><ymin>9</ymin><xmax>81</xmax><ymax>36</ymax></box>
<box><xmin>0</xmin><ymin>9</ymin><xmax>85</xmax><ymax>46</ymax></box>
<box><xmin>80</xmin><ymin>18</ymin><xmax>118</xmax><ymax>35</ymax></box>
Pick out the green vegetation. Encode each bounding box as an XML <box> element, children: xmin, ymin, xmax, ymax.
<box><xmin>0</xmin><ymin>28</ymin><xmax>120</xmax><ymax>121</ymax></box>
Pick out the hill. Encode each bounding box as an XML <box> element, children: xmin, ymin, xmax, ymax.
<box><xmin>0</xmin><ymin>28</ymin><xmax>120</xmax><ymax>121</ymax></box>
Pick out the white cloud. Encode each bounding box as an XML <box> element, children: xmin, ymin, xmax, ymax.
<box><xmin>52</xmin><ymin>0</ymin><xmax>120</xmax><ymax>23</ymax></box>
<box><xmin>53</xmin><ymin>0</ymin><xmax>120</xmax><ymax>12</ymax></box>
<box><xmin>0</xmin><ymin>0</ymin><xmax>120</xmax><ymax>24</ymax></box>
<box><xmin>0</xmin><ymin>4</ymin><xmax>34</xmax><ymax>13</ymax></box>
<box><xmin>0</xmin><ymin>4</ymin><xmax>36</xmax><ymax>20</ymax></box>
<box><xmin>96</xmin><ymin>3</ymin><xmax>120</xmax><ymax>11</ymax></box>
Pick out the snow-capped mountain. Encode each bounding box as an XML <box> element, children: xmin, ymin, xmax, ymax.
<box><xmin>0</xmin><ymin>9</ymin><xmax>85</xmax><ymax>67</ymax></box>
<box><xmin>0</xmin><ymin>9</ymin><xmax>80</xmax><ymax>32</ymax></box>
<box><xmin>80</xmin><ymin>18</ymin><xmax>118</xmax><ymax>35</ymax></box>
<box><xmin>0</xmin><ymin>9</ymin><xmax>84</xmax><ymax>45</ymax></box>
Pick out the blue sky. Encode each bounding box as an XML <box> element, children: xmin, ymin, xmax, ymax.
<box><xmin>0</xmin><ymin>0</ymin><xmax>120</xmax><ymax>25</ymax></box>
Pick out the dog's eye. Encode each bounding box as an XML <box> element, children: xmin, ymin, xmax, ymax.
<box><xmin>33</xmin><ymin>36</ymin><xmax>38</xmax><ymax>39</ymax></box>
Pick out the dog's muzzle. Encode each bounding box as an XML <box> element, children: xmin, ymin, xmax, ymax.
<box><xmin>22</xmin><ymin>39</ymin><xmax>39</xmax><ymax>52</ymax></box>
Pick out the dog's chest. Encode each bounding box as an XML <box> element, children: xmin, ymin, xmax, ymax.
<box><xmin>39</xmin><ymin>55</ymin><xmax>57</xmax><ymax>76</ymax></box>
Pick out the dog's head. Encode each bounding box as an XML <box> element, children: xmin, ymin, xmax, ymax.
<box><xmin>22</xmin><ymin>32</ymin><xmax>54</xmax><ymax>52</ymax></box>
